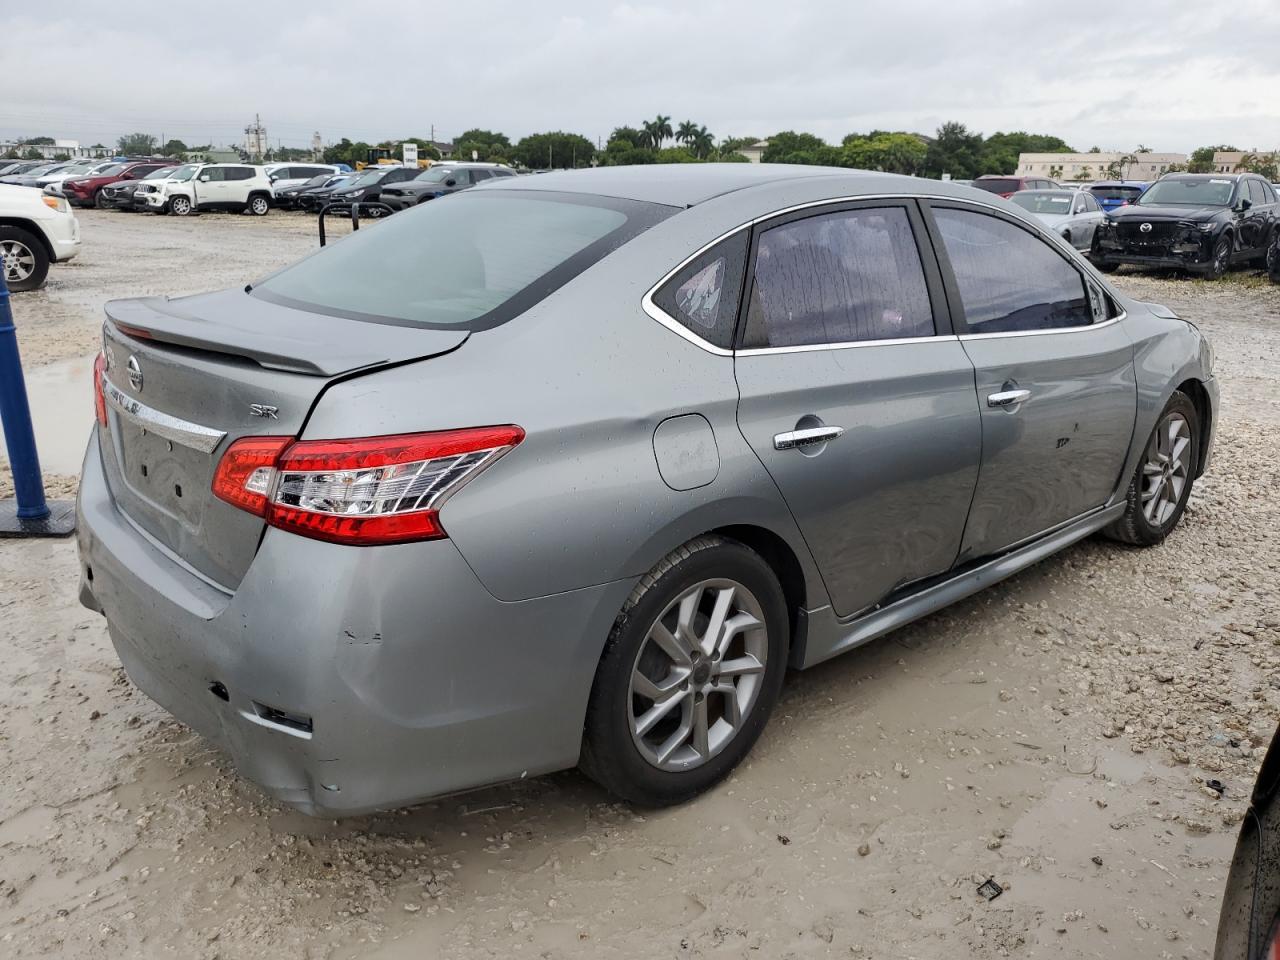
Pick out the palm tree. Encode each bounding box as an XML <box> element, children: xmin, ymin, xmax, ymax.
<box><xmin>676</xmin><ymin>121</ymin><xmax>698</xmax><ymax>146</ymax></box>
<box><xmin>1077</xmin><ymin>165</ymin><xmax>1093</xmax><ymax>182</ymax></box>
<box><xmin>1049</xmin><ymin>164</ymin><xmax>1063</xmax><ymax>180</ymax></box>
<box><xmin>1118</xmin><ymin>152</ymin><xmax>1138</xmax><ymax>179</ymax></box>
<box><xmin>1234</xmin><ymin>153</ymin><xmax>1258</xmax><ymax>173</ymax></box>
<box><xmin>641</xmin><ymin>115</ymin><xmax>673</xmax><ymax>150</ymax></box>
<box><xmin>689</xmin><ymin>126</ymin><xmax>714</xmax><ymax>160</ymax></box>
<box><xmin>1136</xmin><ymin>144</ymin><xmax>1152</xmax><ymax>154</ymax></box>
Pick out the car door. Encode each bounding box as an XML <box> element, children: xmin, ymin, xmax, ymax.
<box><xmin>923</xmin><ymin>201</ymin><xmax>1137</xmax><ymax>561</ymax></box>
<box><xmin>732</xmin><ymin>200</ymin><xmax>983</xmax><ymax>618</ymax></box>
<box><xmin>1070</xmin><ymin>193</ymin><xmax>1103</xmax><ymax>250</ymax></box>
<box><xmin>1240</xmin><ymin>179</ymin><xmax>1270</xmax><ymax>254</ymax></box>
<box><xmin>194</xmin><ymin>166</ymin><xmax>228</xmax><ymax>207</ymax></box>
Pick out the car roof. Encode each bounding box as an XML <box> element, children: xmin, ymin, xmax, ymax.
<box><xmin>1089</xmin><ymin>181</ymin><xmax>1147</xmax><ymax>188</ymax></box>
<box><xmin>480</xmin><ymin>163</ymin><xmax>879</xmax><ymax>207</ymax></box>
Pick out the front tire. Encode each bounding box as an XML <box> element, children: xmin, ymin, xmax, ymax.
<box><xmin>169</xmin><ymin>195</ymin><xmax>193</xmax><ymax>216</ymax></box>
<box><xmin>580</xmin><ymin>536</ymin><xmax>789</xmax><ymax>807</ymax></box>
<box><xmin>0</xmin><ymin>226</ymin><xmax>50</xmax><ymax>292</ymax></box>
<box><xmin>1206</xmin><ymin>236</ymin><xmax>1231</xmax><ymax>280</ymax></box>
<box><xmin>1105</xmin><ymin>391</ymin><xmax>1199</xmax><ymax>546</ymax></box>
<box><xmin>93</xmin><ymin>189</ymin><xmax>109</xmax><ymax>210</ymax></box>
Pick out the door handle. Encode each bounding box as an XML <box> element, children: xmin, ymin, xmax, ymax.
<box><xmin>987</xmin><ymin>389</ymin><xmax>1031</xmax><ymax>408</ymax></box>
<box><xmin>774</xmin><ymin>426</ymin><xmax>844</xmax><ymax>450</ymax></box>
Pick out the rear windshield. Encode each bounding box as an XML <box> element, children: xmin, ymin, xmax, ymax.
<box><xmin>1089</xmin><ymin>185</ymin><xmax>1144</xmax><ymax>201</ymax></box>
<box><xmin>971</xmin><ymin>178</ymin><xmax>1020</xmax><ymax>194</ymax></box>
<box><xmin>253</xmin><ymin>190</ymin><xmax>673</xmax><ymax>330</ymax></box>
<box><xmin>1010</xmin><ymin>192</ymin><xmax>1075</xmax><ymax>214</ymax></box>
<box><xmin>1137</xmin><ymin>178</ymin><xmax>1235</xmax><ymax>207</ymax></box>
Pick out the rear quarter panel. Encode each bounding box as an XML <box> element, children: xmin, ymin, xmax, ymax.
<box><xmin>301</xmin><ymin>201</ymin><xmax>827</xmax><ymax>605</ymax></box>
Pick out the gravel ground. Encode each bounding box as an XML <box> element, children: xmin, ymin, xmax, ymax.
<box><xmin>0</xmin><ymin>209</ymin><xmax>1278</xmax><ymax>959</ymax></box>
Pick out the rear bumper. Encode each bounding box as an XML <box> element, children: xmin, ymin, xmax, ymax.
<box><xmin>76</xmin><ymin>431</ymin><xmax>631</xmax><ymax>815</ymax></box>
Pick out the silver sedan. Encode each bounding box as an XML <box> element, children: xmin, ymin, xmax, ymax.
<box><xmin>77</xmin><ymin>165</ymin><xmax>1218</xmax><ymax>815</ymax></box>
<box><xmin>1010</xmin><ymin>188</ymin><xmax>1105</xmax><ymax>251</ymax></box>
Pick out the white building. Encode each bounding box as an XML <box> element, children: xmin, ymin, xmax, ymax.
<box><xmin>738</xmin><ymin>140</ymin><xmax>769</xmax><ymax>163</ymax></box>
<box><xmin>1210</xmin><ymin>150</ymin><xmax>1278</xmax><ymax>173</ymax></box>
<box><xmin>1016</xmin><ymin>152</ymin><xmax>1187</xmax><ymax>182</ymax></box>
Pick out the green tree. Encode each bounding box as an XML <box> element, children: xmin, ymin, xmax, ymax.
<box><xmin>675</xmin><ymin>120</ymin><xmax>698</xmax><ymax>145</ymax></box>
<box><xmin>1237</xmin><ymin>152</ymin><xmax>1279</xmax><ymax>181</ymax></box>
<box><xmin>160</xmin><ymin>139</ymin><xmax>188</xmax><ymax>157</ymax></box>
<box><xmin>1088</xmin><ymin>146</ymin><xmax>1102</xmax><ymax>153</ymax></box>
<box><xmin>513</xmin><ymin>131</ymin><xmax>595</xmax><ymax>169</ymax></box>
<box><xmin>922</xmin><ymin>122</ymin><xmax>985</xmax><ymax>179</ymax></box>
<box><xmin>23</xmin><ymin>147</ymin><xmax>42</xmax><ymax>159</ymax></box>
<box><xmin>1188</xmin><ymin>144</ymin><xmax>1237</xmax><ymax>173</ymax></box>
<box><xmin>654</xmin><ymin>146</ymin><xmax>700</xmax><ymax>163</ymax></box>
<box><xmin>2</xmin><ymin>149</ymin><xmax>18</xmax><ymax>159</ymax></box>
<box><xmin>1076</xmin><ymin>165</ymin><xmax>1094</xmax><ymax>182</ymax></box>
<box><xmin>685</xmin><ymin>125</ymin><xmax>714</xmax><ymax>159</ymax></box>
<box><xmin>452</xmin><ymin>129</ymin><xmax>511</xmax><ymax>163</ymax></box>
<box><xmin>977</xmin><ymin>131</ymin><xmax>1074</xmax><ymax>175</ymax></box>
<box><xmin>609</xmin><ymin>126</ymin><xmax>646</xmax><ymax>148</ymax></box>
<box><xmin>640</xmin><ymin>115</ymin><xmax>673</xmax><ymax>149</ymax></box>
<box><xmin>599</xmin><ymin>139</ymin><xmax>658</xmax><ymax>165</ymax></box>
<box><xmin>842</xmin><ymin>132</ymin><xmax>928</xmax><ymax>175</ymax></box>
<box><xmin>762</xmin><ymin>131</ymin><xmax>839</xmax><ymax>165</ymax></box>
<box><xmin>1049</xmin><ymin>164</ymin><xmax>1063</xmax><ymax>180</ymax></box>
<box><xmin>117</xmin><ymin>132</ymin><xmax>158</xmax><ymax>155</ymax></box>
<box><xmin>715</xmin><ymin>136</ymin><xmax>758</xmax><ymax>161</ymax></box>
<box><xmin>1116</xmin><ymin>152</ymin><xmax>1138</xmax><ymax>179</ymax></box>
<box><xmin>52</xmin><ymin>153</ymin><xmax>70</xmax><ymax>161</ymax></box>
<box><xmin>23</xmin><ymin>136</ymin><xmax>54</xmax><ymax>145</ymax></box>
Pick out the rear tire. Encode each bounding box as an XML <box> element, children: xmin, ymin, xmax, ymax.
<box><xmin>0</xmin><ymin>226</ymin><xmax>50</xmax><ymax>292</ymax></box>
<box><xmin>170</xmin><ymin>195</ymin><xmax>193</xmax><ymax>217</ymax></box>
<box><xmin>580</xmin><ymin>536</ymin><xmax>789</xmax><ymax>807</ymax></box>
<box><xmin>1104</xmin><ymin>391</ymin><xmax>1199</xmax><ymax>546</ymax></box>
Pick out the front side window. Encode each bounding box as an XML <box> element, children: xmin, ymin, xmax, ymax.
<box><xmin>254</xmin><ymin>191</ymin><xmax>672</xmax><ymax>330</ymax></box>
<box><xmin>743</xmin><ymin>206</ymin><xmax>935</xmax><ymax>349</ymax></box>
<box><xmin>934</xmin><ymin>208</ymin><xmax>1091</xmax><ymax>334</ymax></box>
<box><xmin>651</xmin><ymin>233</ymin><xmax>749</xmax><ymax>350</ymax></box>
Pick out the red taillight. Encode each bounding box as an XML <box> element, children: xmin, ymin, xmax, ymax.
<box><xmin>93</xmin><ymin>352</ymin><xmax>108</xmax><ymax>427</ymax></box>
<box><xmin>211</xmin><ymin>426</ymin><xmax>524</xmax><ymax>546</ymax></box>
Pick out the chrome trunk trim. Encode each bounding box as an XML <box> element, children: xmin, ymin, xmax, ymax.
<box><xmin>102</xmin><ymin>377</ymin><xmax>227</xmax><ymax>454</ymax></box>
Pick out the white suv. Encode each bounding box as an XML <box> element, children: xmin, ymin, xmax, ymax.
<box><xmin>0</xmin><ymin>184</ymin><xmax>81</xmax><ymax>291</ymax></box>
<box><xmin>142</xmin><ymin>163</ymin><xmax>274</xmax><ymax>216</ymax></box>
<box><xmin>264</xmin><ymin>162</ymin><xmax>338</xmax><ymax>196</ymax></box>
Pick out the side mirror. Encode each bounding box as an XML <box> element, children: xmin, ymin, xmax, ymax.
<box><xmin>198</xmin><ymin>174</ymin><xmax>210</xmax><ymax>182</ymax></box>
<box><xmin>1238</xmin><ymin>197</ymin><xmax>1253</xmax><ymax>212</ymax></box>
<box><xmin>445</xmin><ymin>178</ymin><xmax>457</xmax><ymax>187</ymax></box>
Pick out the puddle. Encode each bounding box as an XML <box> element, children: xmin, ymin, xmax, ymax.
<box><xmin>0</xmin><ymin>353</ymin><xmax>95</xmax><ymax>476</ymax></box>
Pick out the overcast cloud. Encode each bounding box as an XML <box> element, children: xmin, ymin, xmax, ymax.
<box><xmin>5</xmin><ymin>0</ymin><xmax>1280</xmax><ymax>154</ymax></box>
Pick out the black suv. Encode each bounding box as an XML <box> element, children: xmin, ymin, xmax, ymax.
<box><xmin>379</xmin><ymin>163</ymin><xmax>517</xmax><ymax>211</ymax></box>
<box><xmin>1092</xmin><ymin>173</ymin><xmax>1279</xmax><ymax>278</ymax></box>
<box><xmin>322</xmin><ymin>165</ymin><xmax>419</xmax><ymax>212</ymax></box>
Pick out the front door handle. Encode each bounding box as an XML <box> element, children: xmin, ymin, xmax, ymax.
<box><xmin>987</xmin><ymin>389</ymin><xmax>1031</xmax><ymax>408</ymax></box>
<box><xmin>774</xmin><ymin>426</ymin><xmax>844</xmax><ymax>450</ymax></box>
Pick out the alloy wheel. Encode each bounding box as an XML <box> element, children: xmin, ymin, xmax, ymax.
<box><xmin>1141</xmin><ymin>412</ymin><xmax>1192</xmax><ymax>527</ymax></box>
<box><xmin>0</xmin><ymin>239</ymin><xmax>35</xmax><ymax>284</ymax></box>
<box><xmin>628</xmin><ymin>578</ymin><xmax>768</xmax><ymax>771</ymax></box>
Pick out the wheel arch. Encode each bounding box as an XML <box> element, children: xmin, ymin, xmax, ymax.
<box><xmin>0</xmin><ymin>217</ymin><xmax>54</xmax><ymax>261</ymax></box>
<box><xmin>1175</xmin><ymin>377</ymin><xmax>1213</xmax><ymax>477</ymax></box>
<box><xmin>710</xmin><ymin>523</ymin><xmax>809</xmax><ymax>665</ymax></box>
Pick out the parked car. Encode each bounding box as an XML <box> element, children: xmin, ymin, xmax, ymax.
<box><xmin>295</xmin><ymin>175</ymin><xmax>356</xmax><ymax>212</ymax></box>
<box><xmin>99</xmin><ymin>166</ymin><xmax>176</xmax><ymax>210</ymax></box>
<box><xmin>1268</xmin><ymin>230</ymin><xmax>1280</xmax><ymax>283</ymax></box>
<box><xmin>1215</xmin><ymin>723</ymin><xmax>1279</xmax><ymax>960</ymax></box>
<box><xmin>0</xmin><ymin>161</ymin><xmax>68</xmax><ymax>186</ymax></box>
<box><xmin>1091</xmin><ymin>173</ymin><xmax>1279</xmax><ymax>278</ymax></box>
<box><xmin>264</xmin><ymin>163</ymin><xmax>339</xmax><ymax>196</ymax></box>
<box><xmin>971</xmin><ymin>174</ymin><xmax>1061</xmax><ymax>198</ymax></box>
<box><xmin>379</xmin><ymin>163</ymin><xmax>517</xmax><ymax>211</ymax></box>
<box><xmin>63</xmin><ymin>160</ymin><xmax>173</xmax><ymax>208</ymax></box>
<box><xmin>0</xmin><ymin>160</ymin><xmax>46</xmax><ymax>178</ymax></box>
<box><xmin>150</xmin><ymin>163</ymin><xmax>274</xmax><ymax>216</ymax></box>
<box><xmin>1009</xmin><ymin>189</ymin><xmax>1105</xmax><ymax>251</ymax></box>
<box><xmin>321</xmin><ymin>165</ymin><xmax>419</xmax><ymax>211</ymax></box>
<box><xmin>1086</xmin><ymin>180</ymin><xmax>1148</xmax><ymax>212</ymax></box>
<box><xmin>274</xmin><ymin>173</ymin><xmax>346</xmax><ymax>210</ymax></box>
<box><xmin>35</xmin><ymin>159</ymin><xmax>110</xmax><ymax>193</ymax></box>
<box><xmin>78</xmin><ymin>165</ymin><xmax>1217</xmax><ymax>816</ymax></box>
<box><xmin>132</xmin><ymin>163</ymin><xmax>199</xmax><ymax>214</ymax></box>
<box><xmin>0</xmin><ymin>183</ymin><xmax>80</xmax><ymax>290</ymax></box>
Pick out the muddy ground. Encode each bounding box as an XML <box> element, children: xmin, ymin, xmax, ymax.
<box><xmin>1</xmin><ymin>209</ymin><xmax>1278</xmax><ymax>959</ymax></box>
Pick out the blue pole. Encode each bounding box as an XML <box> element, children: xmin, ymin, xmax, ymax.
<box><xmin>0</xmin><ymin>274</ymin><xmax>50</xmax><ymax>520</ymax></box>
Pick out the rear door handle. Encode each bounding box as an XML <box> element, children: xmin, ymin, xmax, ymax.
<box><xmin>987</xmin><ymin>389</ymin><xmax>1031</xmax><ymax>408</ymax></box>
<box><xmin>774</xmin><ymin>426</ymin><xmax>844</xmax><ymax>450</ymax></box>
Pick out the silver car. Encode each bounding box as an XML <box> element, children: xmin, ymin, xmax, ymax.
<box><xmin>1009</xmin><ymin>188</ymin><xmax>1105</xmax><ymax>251</ymax></box>
<box><xmin>77</xmin><ymin>165</ymin><xmax>1218</xmax><ymax>815</ymax></box>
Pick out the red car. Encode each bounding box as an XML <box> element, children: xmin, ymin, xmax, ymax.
<box><xmin>62</xmin><ymin>160</ymin><xmax>173</xmax><ymax>209</ymax></box>
<box><xmin>970</xmin><ymin>174</ymin><xmax>1061</xmax><ymax>199</ymax></box>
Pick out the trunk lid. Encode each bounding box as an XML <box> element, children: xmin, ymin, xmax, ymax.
<box><xmin>98</xmin><ymin>288</ymin><xmax>467</xmax><ymax>591</ymax></box>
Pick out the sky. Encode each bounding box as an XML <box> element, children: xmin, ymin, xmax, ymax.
<box><xmin>4</xmin><ymin>0</ymin><xmax>1280</xmax><ymax>155</ymax></box>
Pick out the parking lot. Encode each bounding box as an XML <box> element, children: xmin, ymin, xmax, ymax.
<box><xmin>1</xmin><ymin>208</ymin><xmax>1278</xmax><ymax>958</ymax></box>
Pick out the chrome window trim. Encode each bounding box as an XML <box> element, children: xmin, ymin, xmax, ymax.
<box><xmin>642</xmin><ymin>191</ymin><xmax>1122</xmax><ymax>357</ymax></box>
<box><xmin>102</xmin><ymin>377</ymin><xmax>227</xmax><ymax>454</ymax></box>
<box><xmin>957</xmin><ymin>311</ymin><xmax>1126</xmax><ymax>341</ymax></box>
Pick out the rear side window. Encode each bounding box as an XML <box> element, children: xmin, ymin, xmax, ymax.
<box><xmin>742</xmin><ymin>206</ymin><xmax>935</xmax><ymax>348</ymax></box>
<box><xmin>934</xmin><ymin>208</ymin><xmax>1091</xmax><ymax>333</ymax></box>
<box><xmin>254</xmin><ymin>191</ymin><xmax>673</xmax><ymax>330</ymax></box>
<box><xmin>651</xmin><ymin>233</ymin><xmax>748</xmax><ymax>350</ymax></box>
<box><xmin>1248</xmin><ymin>179</ymin><xmax>1267</xmax><ymax>205</ymax></box>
